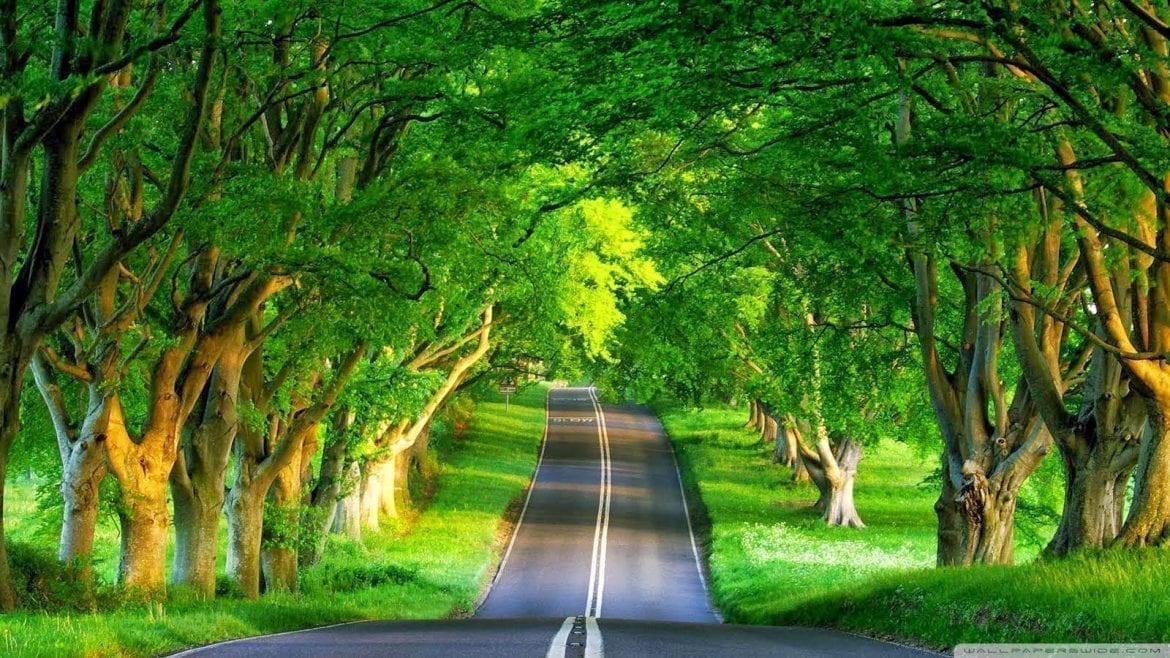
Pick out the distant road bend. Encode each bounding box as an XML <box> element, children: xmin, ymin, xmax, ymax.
<box><xmin>176</xmin><ymin>387</ymin><xmax>936</xmax><ymax>657</ymax></box>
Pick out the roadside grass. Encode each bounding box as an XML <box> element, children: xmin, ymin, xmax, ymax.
<box><xmin>657</xmin><ymin>401</ymin><xmax>1164</xmax><ymax>649</ymax></box>
<box><xmin>0</xmin><ymin>383</ymin><xmax>548</xmax><ymax>658</ymax></box>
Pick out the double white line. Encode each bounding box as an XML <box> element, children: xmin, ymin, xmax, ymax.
<box><xmin>548</xmin><ymin>387</ymin><xmax>612</xmax><ymax>658</ymax></box>
<box><xmin>584</xmin><ymin>386</ymin><xmax>612</xmax><ymax>618</ymax></box>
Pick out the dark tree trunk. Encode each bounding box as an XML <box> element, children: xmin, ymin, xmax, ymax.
<box><xmin>0</xmin><ymin>364</ymin><xmax>21</xmax><ymax>609</ymax></box>
<box><xmin>934</xmin><ymin>457</ymin><xmax>964</xmax><ymax>566</ymax></box>
<box><xmin>302</xmin><ymin>414</ymin><xmax>350</xmax><ymax>566</ymax></box>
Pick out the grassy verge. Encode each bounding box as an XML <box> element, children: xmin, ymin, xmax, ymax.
<box><xmin>658</xmin><ymin>401</ymin><xmax>1167</xmax><ymax>650</ymax></box>
<box><xmin>0</xmin><ymin>384</ymin><xmax>548</xmax><ymax>658</ymax></box>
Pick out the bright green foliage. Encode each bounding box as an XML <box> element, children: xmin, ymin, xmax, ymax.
<box><xmin>557</xmin><ymin>198</ymin><xmax>663</xmax><ymax>360</ymax></box>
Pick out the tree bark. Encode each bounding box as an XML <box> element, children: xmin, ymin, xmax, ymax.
<box><xmin>225</xmin><ymin>484</ymin><xmax>264</xmax><ymax>599</ymax></box>
<box><xmin>0</xmin><ymin>368</ymin><xmax>22</xmax><ymax>609</ymax></box>
<box><xmin>1117</xmin><ymin>404</ymin><xmax>1170</xmax><ymax>546</ymax></box>
<box><xmin>171</xmin><ymin>324</ymin><xmax>248</xmax><ymax>597</ymax></box>
<box><xmin>1048</xmin><ymin>445</ymin><xmax>1135</xmax><ymax>554</ymax></box>
<box><xmin>934</xmin><ymin>454</ymin><xmax>964</xmax><ymax>566</ymax></box>
<box><xmin>31</xmin><ymin>357</ymin><xmax>110</xmax><ymax>589</ymax></box>
<box><xmin>116</xmin><ymin>482</ymin><xmax>170</xmax><ymax>597</ymax></box>
<box><xmin>171</xmin><ymin>489</ymin><xmax>221</xmax><ymax>597</ymax></box>
<box><xmin>59</xmin><ymin>429</ymin><xmax>107</xmax><ymax>583</ymax></box>
<box><xmin>228</xmin><ymin>342</ymin><xmax>364</xmax><ymax>596</ymax></box>
<box><xmin>332</xmin><ymin>462</ymin><xmax>363</xmax><ymax>540</ymax></box>
<box><xmin>359</xmin><ymin>460</ymin><xmax>383</xmax><ymax>530</ymax></box>
<box><xmin>773</xmin><ymin>416</ymin><xmax>799</xmax><ymax>469</ymax></box>
<box><xmin>261</xmin><ymin>428</ymin><xmax>316</xmax><ymax>593</ymax></box>
<box><xmin>261</xmin><ymin>467</ymin><xmax>299</xmax><ymax>593</ymax></box>
<box><xmin>747</xmin><ymin>399</ymin><xmax>762</xmax><ymax>430</ymax></box>
<box><xmin>800</xmin><ymin>434</ymin><xmax>865</xmax><ymax>528</ymax></box>
<box><xmin>302</xmin><ymin>410</ymin><xmax>351</xmax><ymax>566</ymax></box>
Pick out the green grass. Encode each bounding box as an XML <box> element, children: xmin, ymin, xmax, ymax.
<box><xmin>658</xmin><ymin>401</ymin><xmax>1167</xmax><ymax>650</ymax></box>
<box><xmin>0</xmin><ymin>383</ymin><xmax>548</xmax><ymax>658</ymax></box>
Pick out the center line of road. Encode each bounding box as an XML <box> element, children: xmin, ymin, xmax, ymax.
<box><xmin>546</xmin><ymin>616</ymin><xmax>605</xmax><ymax>658</ymax></box>
<box><xmin>545</xmin><ymin>617</ymin><xmax>576</xmax><ymax>658</ymax></box>
<box><xmin>584</xmin><ymin>386</ymin><xmax>612</xmax><ymax>618</ymax></box>
<box><xmin>584</xmin><ymin>616</ymin><xmax>604</xmax><ymax>658</ymax></box>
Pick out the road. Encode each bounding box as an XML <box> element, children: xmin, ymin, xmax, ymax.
<box><xmin>176</xmin><ymin>387</ymin><xmax>938</xmax><ymax>657</ymax></box>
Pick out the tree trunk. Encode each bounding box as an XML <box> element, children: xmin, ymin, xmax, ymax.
<box><xmin>800</xmin><ymin>435</ymin><xmax>865</xmax><ymax>528</ymax></box>
<box><xmin>935</xmin><ymin>428</ymin><xmax>1048</xmax><ymax>566</ymax></box>
<box><xmin>762</xmin><ymin>413</ymin><xmax>778</xmax><ymax>445</ymax></box>
<box><xmin>773</xmin><ymin>420</ymin><xmax>799</xmax><ymax>468</ymax></box>
<box><xmin>934</xmin><ymin>458</ymin><xmax>964</xmax><ymax>566</ymax></box>
<box><xmin>936</xmin><ymin>471</ymin><xmax>1027</xmax><ymax>566</ymax></box>
<box><xmin>359</xmin><ymin>461</ymin><xmax>383</xmax><ymax>530</ymax></box>
<box><xmin>260</xmin><ymin>543</ymin><xmax>297</xmax><ymax>594</ymax></box>
<box><xmin>116</xmin><ymin>486</ymin><xmax>170</xmax><ymax>597</ymax></box>
<box><xmin>171</xmin><ymin>484</ymin><xmax>223</xmax><ymax>598</ymax></box>
<box><xmin>1047</xmin><ymin>430</ymin><xmax>1138</xmax><ymax>555</ymax></box>
<box><xmin>225</xmin><ymin>483</ymin><xmax>264</xmax><ymax>599</ymax></box>
<box><xmin>171</xmin><ymin>326</ymin><xmax>246</xmax><ymax>596</ymax></box>
<box><xmin>378</xmin><ymin>457</ymin><xmax>401</xmax><ymax>520</ymax></box>
<box><xmin>0</xmin><ymin>377</ymin><xmax>20</xmax><ymax>610</ymax></box>
<box><xmin>747</xmin><ymin>400</ymin><xmax>762</xmax><ymax>430</ymax></box>
<box><xmin>387</xmin><ymin>428</ymin><xmax>432</xmax><ymax>517</ymax></box>
<box><xmin>59</xmin><ymin>434</ymin><xmax>106</xmax><ymax>587</ymax></box>
<box><xmin>302</xmin><ymin>421</ymin><xmax>349</xmax><ymax>566</ymax></box>
<box><xmin>332</xmin><ymin>462</ymin><xmax>363</xmax><ymax>541</ymax></box>
<box><xmin>261</xmin><ymin>461</ymin><xmax>301</xmax><ymax>593</ymax></box>
<box><xmin>960</xmin><ymin>472</ymin><xmax>1018</xmax><ymax>565</ymax></box>
<box><xmin>0</xmin><ymin>338</ymin><xmax>34</xmax><ymax>609</ymax></box>
<box><xmin>1117</xmin><ymin>406</ymin><xmax>1170</xmax><ymax>547</ymax></box>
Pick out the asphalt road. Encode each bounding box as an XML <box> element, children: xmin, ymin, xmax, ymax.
<box><xmin>175</xmin><ymin>387</ymin><xmax>938</xmax><ymax>658</ymax></box>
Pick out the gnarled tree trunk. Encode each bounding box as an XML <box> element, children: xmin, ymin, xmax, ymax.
<box><xmin>1117</xmin><ymin>404</ymin><xmax>1170</xmax><ymax>547</ymax></box>
<box><xmin>799</xmin><ymin>432</ymin><xmax>865</xmax><ymax>528</ymax></box>
<box><xmin>171</xmin><ymin>324</ymin><xmax>248</xmax><ymax>597</ymax></box>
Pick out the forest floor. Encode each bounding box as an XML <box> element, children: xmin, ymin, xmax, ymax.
<box><xmin>0</xmin><ymin>384</ymin><xmax>548</xmax><ymax>658</ymax></box>
<box><xmin>658</xmin><ymin>401</ymin><xmax>1170</xmax><ymax>650</ymax></box>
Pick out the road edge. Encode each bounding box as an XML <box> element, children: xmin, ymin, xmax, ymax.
<box><xmin>472</xmin><ymin>385</ymin><xmax>552</xmax><ymax>613</ymax></box>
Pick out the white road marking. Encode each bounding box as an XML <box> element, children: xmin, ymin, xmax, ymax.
<box><xmin>583</xmin><ymin>386</ymin><xmax>613</xmax><ymax>619</ymax></box>
<box><xmin>483</xmin><ymin>389</ymin><xmax>551</xmax><ymax>596</ymax></box>
<box><xmin>664</xmin><ymin>416</ymin><xmax>724</xmax><ymax>622</ymax></box>
<box><xmin>584</xmin><ymin>616</ymin><xmax>604</xmax><ymax>658</ymax></box>
<box><xmin>590</xmin><ymin>388</ymin><xmax>612</xmax><ymax>618</ymax></box>
<box><xmin>545</xmin><ymin>617</ymin><xmax>576</xmax><ymax>658</ymax></box>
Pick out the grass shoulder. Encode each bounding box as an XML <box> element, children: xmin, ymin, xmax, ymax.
<box><xmin>0</xmin><ymin>384</ymin><xmax>549</xmax><ymax>658</ymax></box>
<box><xmin>656</xmin><ymin>401</ymin><xmax>1163</xmax><ymax>649</ymax></box>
